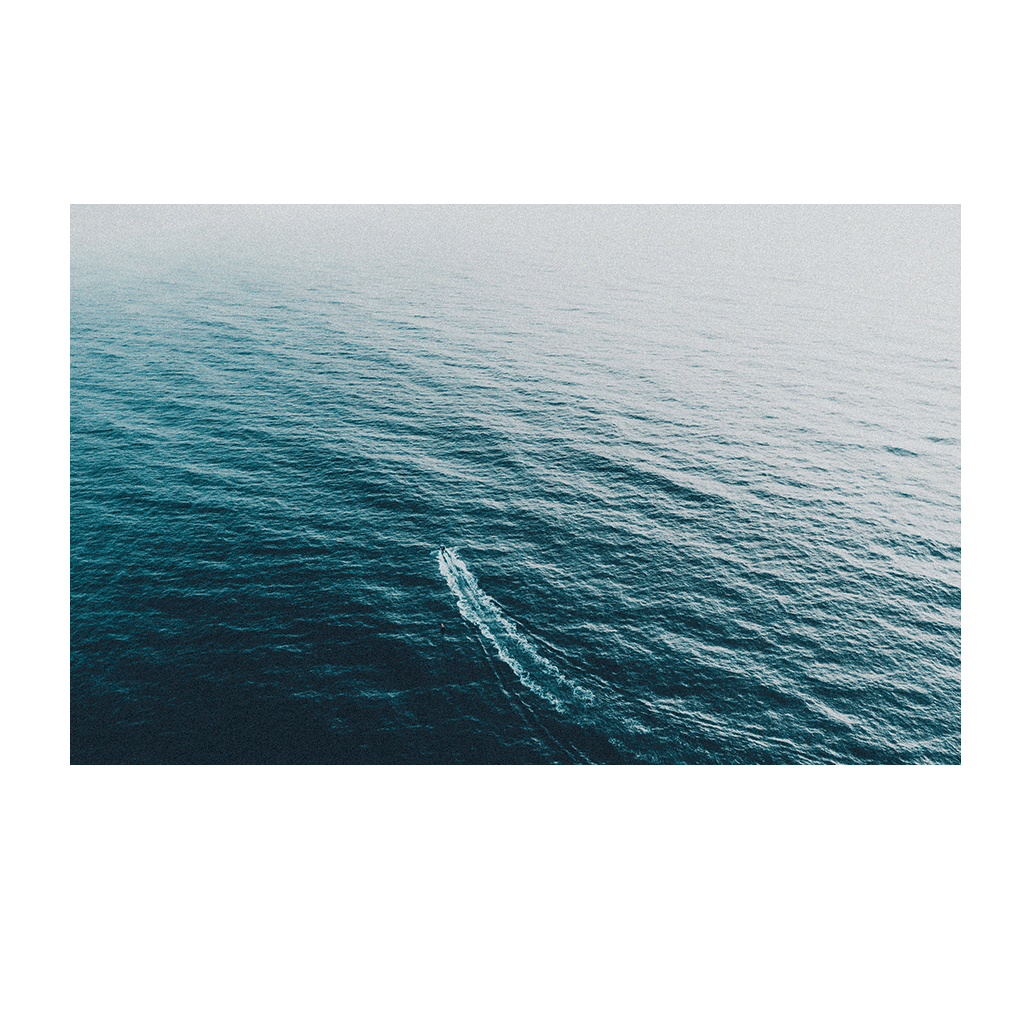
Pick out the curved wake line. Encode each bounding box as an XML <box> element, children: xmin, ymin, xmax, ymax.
<box><xmin>437</xmin><ymin>548</ymin><xmax>586</xmax><ymax>709</ymax></box>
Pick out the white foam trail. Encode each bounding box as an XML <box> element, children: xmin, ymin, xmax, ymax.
<box><xmin>437</xmin><ymin>547</ymin><xmax>582</xmax><ymax>708</ymax></box>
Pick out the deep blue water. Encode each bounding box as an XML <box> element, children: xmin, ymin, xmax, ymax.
<box><xmin>70</xmin><ymin>205</ymin><xmax>960</xmax><ymax>763</ymax></box>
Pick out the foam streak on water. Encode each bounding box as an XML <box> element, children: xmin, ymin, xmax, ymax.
<box><xmin>437</xmin><ymin>548</ymin><xmax>576</xmax><ymax>709</ymax></box>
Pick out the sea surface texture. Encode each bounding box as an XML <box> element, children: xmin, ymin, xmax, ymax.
<box><xmin>71</xmin><ymin>206</ymin><xmax>960</xmax><ymax>763</ymax></box>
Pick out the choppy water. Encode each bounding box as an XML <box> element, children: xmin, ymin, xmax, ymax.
<box><xmin>71</xmin><ymin>205</ymin><xmax>960</xmax><ymax>763</ymax></box>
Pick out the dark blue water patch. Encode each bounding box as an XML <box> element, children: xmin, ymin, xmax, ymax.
<box><xmin>71</xmin><ymin>615</ymin><xmax>630</xmax><ymax>765</ymax></box>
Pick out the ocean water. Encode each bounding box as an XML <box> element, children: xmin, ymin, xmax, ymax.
<box><xmin>70</xmin><ymin>205</ymin><xmax>960</xmax><ymax>764</ymax></box>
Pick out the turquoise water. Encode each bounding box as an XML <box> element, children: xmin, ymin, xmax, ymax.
<box><xmin>71</xmin><ymin>205</ymin><xmax>960</xmax><ymax>763</ymax></box>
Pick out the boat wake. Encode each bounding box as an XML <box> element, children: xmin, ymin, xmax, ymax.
<box><xmin>436</xmin><ymin>547</ymin><xmax>587</xmax><ymax>709</ymax></box>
